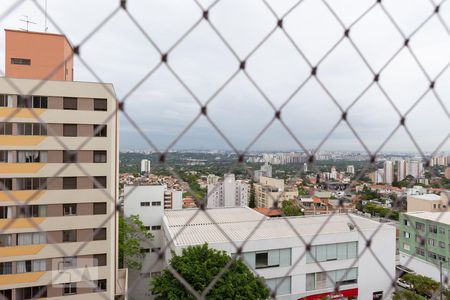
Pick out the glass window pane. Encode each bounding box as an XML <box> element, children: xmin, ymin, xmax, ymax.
<box><xmin>306</xmin><ymin>273</ymin><xmax>315</xmax><ymax>291</ymax></box>
<box><xmin>279</xmin><ymin>248</ymin><xmax>291</xmax><ymax>267</ymax></box>
<box><xmin>278</xmin><ymin>277</ymin><xmax>291</xmax><ymax>295</ymax></box>
<box><xmin>326</xmin><ymin>244</ymin><xmax>337</xmax><ymax>260</ymax></box>
<box><xmin>348</xmin><ymin>242</ymin><xmax>357</xmax><ymax>258</ymax></box>
<box><xmin>243</xmin><ymin>252</ymin><xmax>255</xmax><ymax>269</ymax></box>
<box><xmin>337</xmin><ymin>243</ymin><xmax>347</xmax><ymax>259</ymax></box>
<box><xmin>315</xmin><ymin>245</ymin><xmax>326</xmax><ymax>262</ymax></box>
<box><xmin>268</xmin><ymin>249</ymin><xmax>280</xmax><ymax>267</ymax></box>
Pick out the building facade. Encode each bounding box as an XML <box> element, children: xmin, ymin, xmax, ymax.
<box><xmin>123</xmin><ymin>185</ymin><xmax>181</xmax><ymax>299</ymax></box>
<box><xmin>407</xmin><ymin>193</ymin><xmax>450</xmax><ymax>212</ymax></box>
<box><xmin>140</xmin><ymin>159</ymin><xmax>151</xmax><ymax>174</ymax></box>
<box><xmin>162</xmin><ymin>208</ymin><xmax>396</xmax><ymax>299</ymax></box>
<box><xmin>207</xmin><ymin>174</ymin><xmax>248</xmax><ymax>208</ymax></box>
<box><xmin>254</xmin><ymin>176</ymin><xmax>298</xmax><ymax>208</ymax></box>
<box><xmin>399</xmin><ymin>212</ymin><xmax>450</xmax><ymax>284</ymax></box>
<box><xmin>0</xmin><ymin>30</ymin><xmax>121</xmax><ymax>299</ymax></box>
<box><xmin>383</xmin><ymin>161</ymin><xmax>394</xmax><ymax>185</ymax></box>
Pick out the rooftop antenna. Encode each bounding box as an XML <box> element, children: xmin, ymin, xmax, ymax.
<box><xmin>20</xmin><ymin>15</ymin><xmax>37</xmax><ymax>31</ymax></box>
<box><xmin>44</xmin><ymin>0</ymin><xmax>48</xmax><ymax>32</ymax></box>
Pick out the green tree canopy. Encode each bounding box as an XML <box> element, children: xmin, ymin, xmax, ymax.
<box><xmin>281</xmin><ymin>200</ymin><xmax>303</xmax><ymax>216</ymax></box>
<box><xmin>151</xmin><ymin>244</ymin><xmax>270</xmax><ymax>300</ymax></box>
<box><xmin>118</xmin><ymin>214</ymin><xmax>153</xmax><ymax>270</ymax></box>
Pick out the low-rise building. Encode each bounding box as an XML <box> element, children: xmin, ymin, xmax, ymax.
<box><xmin>161</xmin><ymin>207</ymin><xmax>396</xmax><ymax>299</ymax></box>
<box><xmin>407</xmin><ymin>193</ymin><xmax>450</xmax><ymax>212</ymax></box>
<box><xmin>399</xmin><ymin>211</ymin><xmax>450</xmax><ymax>284</ymax></box>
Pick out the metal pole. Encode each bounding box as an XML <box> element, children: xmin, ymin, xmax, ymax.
<box><xmin>440</xmin><ymin>260</ymin><xmax>443</xmax><ymax>300</ymax></box>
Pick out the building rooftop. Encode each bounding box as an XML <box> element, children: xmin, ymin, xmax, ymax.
<box><xmin>405</xmin><ymin>211</ymin><xmax>450</xmax><ymax>224</ymax></box>
<box><xmin>409</xmin><ymin>194</ymin><xmax>441</xmax><ymax>201</ymax></box>
<box><xmin>163</xmin><ymin>207</ymin><xmax>385</xmax><ymax>246</ymax></box>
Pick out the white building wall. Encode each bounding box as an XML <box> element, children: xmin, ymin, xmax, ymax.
<box><xmin>162</xmin><ymin>216</ymin><xmax>396</xmax><ymax>300</ymax></box>
<box><xmin>399</xmin><ymin>254</ymin><xmax>449</xmax><ymax>287</ymax></box>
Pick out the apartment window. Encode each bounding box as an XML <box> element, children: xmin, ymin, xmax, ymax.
<box><xmin>151</xmin><ymin>201</ymin><xmax>161</xmax><ymax>206</ymax></box>
<box><xmin>63</xmin><ymin>282</ymin><xmax>77</xmax><ymax>295</ymax></box>
<box><xmin>16</xmin><ymin>259</ymin><xmax>46</xmax><ymax>273</ymax></box>
<box><xmin>96</xmin><ymin>279</ymin><xmax>107</xmax><ymax>292</ymax></box>
<box><xmin>0</xmin><ymin>262</ymin><xmax>12</xmax><ymax>275</ymax></box>
<box><xmin>151</xmin><ymin>225</ymin><xmax>161</xmax><ymax>230</ymax></box>
<box><xmin>403</xmin><ymin>231</ymin><xmax>410</xmax><ymax>239</ymax></box>
<box><xmin>403</xmin><ymin>244</ymin><xmax>411</xmax><ymax>251</ymax></box>
<box><xmin>140</xmin><ymin>202</ymin><xmax>150</xmax><ymax>207</ymax></box>
<box><xmin>63</xmin><ymin>204</ymin><xmax>77</xmax><ymax>216</ymax></box>
<box><xmin>93</xmin><ymin>202</ymin><xmax>107</xmax><ymax>215</ymax></box>
<box><xmin>0</xmin><ymin>234</ymin><xmax>12</xmax><ymax>247</ymax></box>
<box><xmin>93</xmin><ymin>228</ymin><xmax>107</xmax><ymax>241</ymax></box>
<box><xmin>63</xmin><ymin>177</ymin><xmax>77</xmax><ymax>189</ymax></box>
<box><xmin>63</xmin><ymin>230</ymin><xmax>77</xmax><ymax>243</ymax></box>
<box><xmin>17</xmin><ymin>151</ymin><xmax>47</xmax><ymax>163</ymax></box>
<box><xmin>0</xmin><ymin>150</ymin><xmax>11</xmax><ymax>163</ymax></box>
<box><xmin>438</xmin><ymin>255</ymin><xmax>446</xmax><ymax>262</ymax></box>
<box><xmin>17</xmin><ymin>95</ymin><xmax>32</xmax><ymax>108</ymax></box>
<box><xmin>63</xmin><ymin>124</ymin><xmax>77</xmax><ymax>137</ymax></box>
<box><xmin>0</xmin><ymin>178</ymin><xmax>12</xmax><ymax>191</ymax></box>
<box><xmin>93</xmin><ymin>176</ymin><xmax>107</xmax><ymax>189</ymax></box>
<box><xmin>60</xmin><ymin>257</ymin><xmax>76</xmax><ymax>269</ymax></box>
<box><xmin>144</xmin><ymin>226</ymin><xmax>150</xmax><ymax>231</ymax></box>
<box><xmin>0</xmin><ymin>94</ymin><xmax>13</xmax><ymax>107</ymax></box>
<box><xmin>63</xmin><ymin>97</ymin><xmax>78</xmax><ymax>110</ymax></box>
<box><xmin>94</xmin><ymin>124</ymin><xmax>107</xmax><ymax>137</ymax></box>
<box><xmin>266</xmin><ymin>277</ymin><xmax>291</xmax><ymax>295</ymax></box>
<box><xmin>416</xmin><ymin>222</ymin><xmax>425</xmax><ymax>231</ymax></box>
<box><xmin>428</xmin><ymin>251</ymin><xmax>437</xmax><ymax>260</ymax></box>
<box><xmin>429</xmin><ymin>225</ymin><xmax>438</xmax><ymax>234</ymax></box>
<box><xmin>17</xmin><ymin>123</ymin><xmax>47</xmax><ymax>135</ymax></box>
<box><xmin>93</xmin><ymin>150</ymin><xmax>107</xmax><ymax>163</ymax></box>
<box><xmin>416</xmin><ymin>247</ymin><xmax>425</xmax><ymax>256</ymax></box>
<box><xmin>17</xmin><ymin>205</ymin><xmax>46</xmax><ymax>218</ymax></box>
<box><xmin>11</xmin><ymin>57</ymin><xmax>31</xmax><ymax>65</ymax></box>
<box><xmin>0</xmin><ymin>206</ymin><xmax>11</xmax><ymax>219</ymax></box>
<box><xmin>440</xmin><ymin>241</ymin><xmax>446</xmax><ymax>249</ymax></box>
<box><xmin>94</xmin><ymin>98</ymin><xmax>107</xmax><ymax>111</ymax></box>
<box><xmin>16</xmin><ymin>286</ymin><xmax>47</xmax><ymax>300</ymax></box>
<box><xmin>0</xmin><ymin>290</ymin><xmax>12</xmax><ymax>300</ymax></box>
<box><xmin>404</xmin><ymin>219</ymin><xmax>409</xmax><ymax>226</ymax></box>
<box><xmin>32</xmin><ymin>96</ymin><xmax>48</xmax><ymax>109</ymax></box>
<box><xmin>63</xmin><ymin>150</ymin><xmax>77</xmax><ymax>163</ymax></box>
<box><xmin>140</xmin><ymin>248</ymin><xmax>150</xmax><ymax>253</ymax></box>
<box><xmin>17</xmin><ymin>233</ymin><xmax>46</xmax><ymax>245</ymax></box>
<box><xmin>151</xmin><ymin>247</ymin><xmax>161</xmax><ymax>253</ymax></box>
<box><xmin>16</xmin><ymin>178</ymin><xmax>47</xmax><ymax>190</ymax></box>
<box><xmin>439</xmin><ymin>227</ymin><xmax>445</xmax><ymax>235</ymax></box>
<box><xmin>0</xmin><ymin>122</ymin><xmax>12</xmax><ymax>135</ymax></box>
<box><xmin>93</xmin><ymin>254</ymin><xmax>107</xmax><ymax>267</ymax></box>
<box><xmin>428</xmin><ymin>239</ymin><xmax>436</xmax><ymax>246</ymax></box>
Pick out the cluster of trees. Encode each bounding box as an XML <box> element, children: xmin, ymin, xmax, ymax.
<box><xmin>151</xmin><ymin>244</ymin><xmax>270</xmax><ymax>299</ymax></box>
<box><xmin>394</xmin><ymin>273</ymin><xmax>450</xmax><ymax>299</ymax></box>
<box><xmin>359</xmin><ymin>202</ymin><xmax>399</xmax><ymax>220</ymax></box>
<box><xmin>180</xmin><ymin>172</ymin><xmax>207</xmax><ymax>201</ymax></box>
<box><xmin>118</xmin><ymin>215</ymin><xmax>153</xmax><ymax>270</ymax></box>
<box><xmin>281</xmin><ymin>200</ymin><xmax>303</xmax><ymax>216</ymax></box>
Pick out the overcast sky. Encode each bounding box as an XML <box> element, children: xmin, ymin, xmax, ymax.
<box><xmin>1</xmin><ymin>0</ymin><xmax>449</xmax><ymax>154</ymax></box>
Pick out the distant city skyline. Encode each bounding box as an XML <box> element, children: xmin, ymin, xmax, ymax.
<box><xmin>1</xmin><ymin>0</ymin><xmax>449</xmax><ymax>152</ymax></box>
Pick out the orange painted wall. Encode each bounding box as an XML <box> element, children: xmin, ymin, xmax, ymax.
<box><xmin>5</xmin><ymin>29</ymin><xmax>73</xmax><ymax>81</ymax></box>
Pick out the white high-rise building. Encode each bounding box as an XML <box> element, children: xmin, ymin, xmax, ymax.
<box><xmin>207</xmin><ymin>174</ymin><xmax>249</xmax><ymax>208</ymax></box>
<box><xmin>397</xmin><ymin>160</ymin><xmax>407</xmax><ymax>181</ymax></box>
<box><xmin>254</xmin><ymin>162</ymin><xmax>272</xmax><ymax>181</ymax></box>
<box><xmin>303</xmin><ymin>162</ymin><xmax>308</xmax><ymax>173</ymax></box>
<box><xmin>430</xmin><ymin>156</ymin><xmax>449</xmax><ymax>166</ymax></box>
<box><xmin>346</xmin><ymin>165</ymin><xmax>355</xmax><ymax>174</ymax></box>
<box><xmin>407</xmin><ymin>160</ymin><xmax>423</xmax><ymax>179</ymax></box>
<box><xmin>141</xmin><ymin>159</ymin><xmax>151</xmax><ymax>174</ymax></box>
<box><xmin>384</xmin><ymin>161</ymin><xmax>394</xmax><ymax>184</ymax></box>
